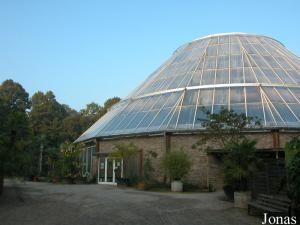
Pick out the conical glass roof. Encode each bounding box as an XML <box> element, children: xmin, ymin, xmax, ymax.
<box><xmin>76</xmin><ymin>32</ymin><xmax>300</xmax><ymax>142</ymax></box>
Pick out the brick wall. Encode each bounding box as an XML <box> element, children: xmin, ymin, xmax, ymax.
<box><xmin>93</xmin><ymin>130</ymin><xmax>300</xmax><ymax>190</ymax></box>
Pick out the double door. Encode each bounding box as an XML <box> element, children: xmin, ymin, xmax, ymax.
<box><xmin>98</xmin><ymin>157</ymin><xmax>123</xmax><ymax>185</ymax></box>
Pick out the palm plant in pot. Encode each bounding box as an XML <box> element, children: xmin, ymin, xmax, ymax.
<box><xmin>223</xmin><ymin>138</ymin><xmax>258</xmax><ymax>208</ymax></box>
<box><xmin>162</xmin><ymin>150</ymin><xmax>192</xmax><ymax>192</ymax></box>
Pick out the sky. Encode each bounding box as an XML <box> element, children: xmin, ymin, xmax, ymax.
<box><xmin>0</xmin><ymin>0</ymin><xmax>300</xmax><ymax>111</ymax></box>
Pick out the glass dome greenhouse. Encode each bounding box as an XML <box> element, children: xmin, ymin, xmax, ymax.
<box><xmin>76</xmin><ymin>32</ymin><xmax>300</xmax><ymax>142</ymax></box>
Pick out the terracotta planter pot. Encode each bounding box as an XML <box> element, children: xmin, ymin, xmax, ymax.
<box><xmin>234</xmin><ymin>191</ymin><xmax>251</xmax><ymax>209</ymax></box>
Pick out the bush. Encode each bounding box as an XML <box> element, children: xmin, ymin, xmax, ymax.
<box><xmin>162</xmin><ymin>150</ymin><xmax>192</xmax><ymax>181</ymax></box>
<box><xmin>285</xmin><ymin>137</ymin><xmax>300</xmax><ymax>209</ymax></box>
<box><xmin>223</xmin><ymin>138</ymin><xmax>258</xmax><ymax>192</ymax></box>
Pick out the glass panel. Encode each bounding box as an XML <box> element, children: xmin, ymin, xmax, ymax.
<box><xmin>231</xmin><ymin>104</ymin><xmax>246</xmax><ymax>115</ymax></box>
<box><xmin>252</xmin><ymin>68</ymin><xmax>269</xmax><ymax>83</ymax></box>
<box><xmin>149</xmin><ymin>108</ymin><xmax>171</xmax><ymax>128</ymax></box>
<box><xmin>261</xmin><ymin>68</ymin><xmax>282</xmax><ymax>84</ymax></box>
<box><xmin>215</xmin><ymin>69</ymin><xmax>229</xmax><ymax>84</ymax></box>
<box><xmin>289</xmin><ymin>88</ymin><xmax>300</xmax><ymax>101</ymax></box>
<box><xmin>177</xmin><ymin>106</ymin><xmax>196</xmax><ymax>127</ymax></box>
<box><xmin>126</xmin><ymin>111</ymin><xmax>146</xmax><ymax>129</ymax></box>
<box><xmin>230</xmin><ymin>43</ymin><xmax>240</xmax><ymax>54</ymax></box>
<box><xmin>289</xmin><ymin>104</ymin><xmax>300</xmax><ymax>117</ymax></box>
<box><xmin>213</xmin><ymin>104</ymin><xmax>228</xmax><ymax>113</ymax></box>
<box><xmin>251</xmin><ymin>55</ymin><xmax>269</xmax><ymax>68</ymax></box>
<box><xmin>217</xmin><ymin>56</ymin><xmax>229</xmax><ymax>69</ymax></box>
<box><xmin>246</xmin><ymin>87</ymin><xmax>261</xmax><ymax>103</ymax></box>
<box><xmin>263</xmin><ymin>56</ymin><xmax>280</xmax><ymax>68</ymax></box>
<box><xmin>214</xmin><ymin>88</ymin><xmax>229</xmax><ymax>105</ymax></box>
<box><xmin>274</xmin><ymin>69</ymin><xmax>294</xmax><ymax>84</ymax></box>
<box><xmin>247</xmin><ymin>103</ymin><xmax>264</xmax><ymax>122</ymax></box>
<box><xmin>206</xmin><ymin>45</ymin><xmax>218</xmax><ymax>56</ymax></box>
<box><xmin>194</xmin><ymin>106</ymin><xmax>211</xmax><ymax>127</ymax></box>
<box><xmin>263</xmin><ymin>87</ymin><xmax>283</xmax><ymax>102</ymax></box>
<box><xmin>276</xmin><ymin>88</ymin><xmax>297</xmax><ymax>103</ymax></box>
<box><xmin>137</xmin><ymin>110</ymin><xmax>158</xmax><ymax>128</ymax></box>
<box><xmin>274</xmin><ymin>103</ymin><xmax>298</xmax><ymax>122</ymax></box>
<box><xmin>201</xmin><ymin>70</ymin><xmax>215</xmax><ymax>85</ymax></box>
<box><xmin>204</xmin><ymin>57</ymin><xmax>216</xmax><ymax>69</ymax></box>
<box><xmin>230</xmin><ymin>55</ymin><xmax>243</xmax><ymax>68</ymax></box>
<box><xmin>219</xmin><ymin>36</ymin><xmax>229</xmax><ymax>44</ymax></box>
<box><xmin>244</xmin><ymin>68</ymin><xmax>257</xmax><ymax>83</ymax></box>
<box><xmin>230</xmin><ymin>87</ymin><xmax>245</xmax><ymax>104</ymax></box>
<box><xmin>182</xmin><ymin>90</ymin><xmax>198</xmax><ymax>106</ymax></box>
<box><xmin>210</xmin><ymin>37</ymin><xmax>218</xmax><ymax>44</ymax></box>
<box><xmin>188</xmin><ymin>71</ymin><xmax>201</xmax><ymax>86</ymax></box>
<box><xmin>230</xmin><ymin>68</ymin><xmax>244</xmax><ymax>83</ymax></box>
<box><xmin>164</xmin><ymin>92</ymin><xmax>182</xmax><ymax>107</ymax></box>
<box><xmin>263</xmin><ymin>103</ymin><xmax>277</xmax><ymax>126</ymax></box>
<box><xmin>167</xmin><ymin>107</ymin><xmax>180</xmax><ymax>129</ymax></box>
<box><xmin>198</xmin><ymin>89</ymin><xmax>213</xmax><ymax>105</ymax></box>
<box><xmin>218</xmin><ymin>44</ymin><xmax>229</xmax><ymax>55</ymax></box>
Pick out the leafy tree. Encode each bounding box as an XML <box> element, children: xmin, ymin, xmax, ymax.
<box><xmin>104</xmin><ymin>97</ymin><xmax>121</xmax><ymax>111</ymax></box>
<box><xmin>0</xmin><ymin>80</ymin><xmax>32</xmax><ymax>194</ymax></box>
<box><xmin>62</xmin><ymin>113</ymin><xmax>91</xmax><ymax>142</ymax></box>
<box><xmin>29</xmin><ymin>91</ymin><xmax>68</xmax><ymax>176</ymax></box>
<box><xmin>194</xmin><ymin>108</ymin><xmax>261</xmax><ymax>150</ymax></box>
<box><xmin>59</xmin><ymin>142</ymin><xmax>83</xmax><ymax>183</ymax></box>
<box><xmin>80</xmin><ymin>102</ymin><xmax>105</xmax><ymax>118</ymax></box>
<box><xmin>162</xmin><ymin>150</ymin><xmax>192</xmax><ymax>181</ymax></box>
<box><xmin>223</xmin><ymin>139</ymin><xmax>258</xmax><ymax>191</ymax></box>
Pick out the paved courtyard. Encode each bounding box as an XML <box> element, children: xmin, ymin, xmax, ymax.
<box><xmin>0</xmin><ymin>180</ymin><xmax>261</xmax><ymax>225</ymax></box>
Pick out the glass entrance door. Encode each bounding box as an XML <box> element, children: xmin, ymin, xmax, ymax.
<box><xmin>98</xmin><ymin>157</ymin><xmax>123</xmax><ymax>185</ymax></box>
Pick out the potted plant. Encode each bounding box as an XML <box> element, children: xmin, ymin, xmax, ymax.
<box><xmin>162</xmin><ymin>150</ymin><xmax>192</xmax><ymax>192</ymax></box>
<box><xmin>223</xmin><ymin>138</ymin><xmax>258</xmax><ymax>208</ymax></box>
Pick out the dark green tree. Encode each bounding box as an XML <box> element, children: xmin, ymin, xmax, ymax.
<box><xmin>29</xmin><ymin>91</ymin><xmax>68</xmax><ymax>176</ymax></box>
<box><xmin>0</xmin><ymin>80</ymin><xmax>32</xmax><ymax>194</ymax></box>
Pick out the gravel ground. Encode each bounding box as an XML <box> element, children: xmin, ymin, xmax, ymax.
<box><xmin>0</xmin><ymin>180</ymin><xmax>261</xmax><ymax>225</ymax></box>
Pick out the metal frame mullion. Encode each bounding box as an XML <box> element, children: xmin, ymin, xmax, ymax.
<box><xmin>175</xmin><ymin>89</ymin><xmax>186</xmax><ymax>129</ymax></box>
<box><xmin>287</xmin><ymin>88</ymin><xmax>300</xmax><ymax>104</ymax></box>
<box><xmin>267</xmin><ymin>39</ymin><xmax>300</xmax><ymax>71</ymax></box>
<box><xmin>134</xmin><ymin>94</ymin><xmax>164</xmax><ymax>130</ymax></box>
<box><xmin>261</xmin><ymin>40</ymin><xmax>298</xmax><ymax>84</ymax></box>
<box><xmin>192</xmin><ymin>47</ymin><xmax>209</xmax><ymax>128</ymax></box>
<box><xmin>250</xmin><ymin>42</ymin><xmax>285</xmax><ymax>84</ymax></box>
<box><xmin>146</xmin><ymin>93</ymin><xmax>173</xmax><ymax>130</ymax></box>
<box><xmin>274</xmin><ymin>88</ymin><xmax>300</xmax><ymax>122</ymax></box>
<box><xmin>259</xmin><ymin>86</ymin><xmax>267</xmax><ymax>126</ymax></box>
<box><xmin>159</xmin><ymin>92</ymin><xmax>185</xmax><ymax>129</ymax></box>
<box><xmin>238</xmin><ymin>36</ymin><xmax>271</xmax><ymax>84</ymax></box>
<box><xmin>261</xmin><ymin>88</ymin><xmax>286</xmax><ymax>125</ymax></box>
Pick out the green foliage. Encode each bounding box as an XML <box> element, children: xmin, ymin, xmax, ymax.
<box><xmin>223</xmin><ymin>139</ymin><xmax>258</xmax><ymax>191</ymax></box>
<box><xmin>0</xmin><ymin>79</ymin><xmax>121</xmax><ymax>182</ymax></box>
<box><xmin>48</xmin><ymin>142</ymin><xmax>84</xmax><ymax>182</ymax></box>
<box><xmin>109</xmin><ymin>142</ymin><xmax>139</xmax><ymax>160</ymax></box>
<box><xmin>0</xmin><ymin>80</ymin><xmax>32</xmax><ymax>177</ymax></box>
<box><xmin>285</xmin><ymin>136</ymin><xmax>300</xmax><ymax>164</ymax></box>
<box><xmin>196</xmin><ymin>108</ymin><xmax>261</xmax><ymax>150</ymax></box>
<box><xmin>285</xmin><ymin>137</ymin><xmax>300</xmax><ymax>208</ymax></box>
<box><xmin>162</xmin><ymin>150</ymin><xmax>192</xmax><ymax>181</ymax></box>
<box><xmin>143</xmin><ymin>151</ymin><xmax>157</xmax><ymax>184</ymax></box>
<box><xmin>60</xmin><ymin>142</ymin><xmax>83</xmax><ymax>181</ymax></box>
<box><xmin>104</xmin><ymin>97</ymin><xmax>121</xmax><ymax>111</ymax></box>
